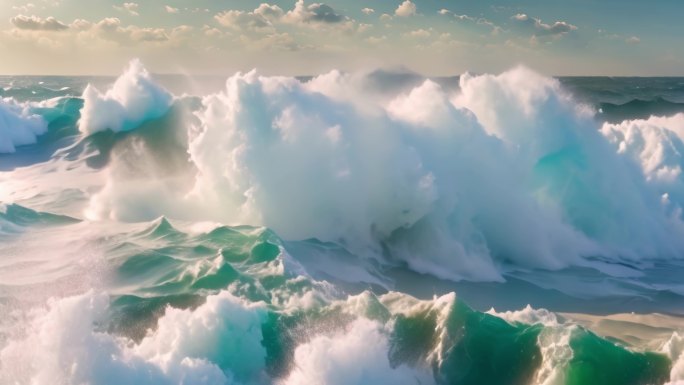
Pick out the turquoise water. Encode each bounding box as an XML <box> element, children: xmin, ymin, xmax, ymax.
<box><xmin>1</xmin><ymin>65</ymin><xmax>683</xmax><ymax>384</ymax></box>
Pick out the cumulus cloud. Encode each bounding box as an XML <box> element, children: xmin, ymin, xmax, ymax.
<box><xmin>165</xmin><ymin>5</ymin><xmax>179</xmax><ymax>14</ymax></box>
<box><xmin>127</xmin><ymin>28</ymin><xmax>168</xmax><ymax>42</ymax></box>
<box><xmin>395</xmin><ymin>0</ymin><xmax>416</xmax><ymax>17</ymax></box>
<box><xmin>435</xmin><ymin>10</ymin><xmax>500</xmax><ymax>35</ymax></box>
<box><xmin>202</xmin><ymin>25</ymin><xmax>223</xmax><ymax>38</ymax></box>
<box><xmin>380</xmin><ymin>13</ymin><xmax>392</xmax><ymax>22</ymax></box>
<box><xmin>512</xmin><ymin>13</ymin><xmax>577</xmax><ymax>37</ymax></box>
<box><xmin>362</xmin><ymin>8</ymin><xmax>374</xmax><ymax>15</ymax></box>
<box><xmin>214</xmin><ymin>1</ymin><xmax>349</xmax><ymax>33</ymax></box>
<box><xmin>113</xmin><ymin>2</ymin><xmax>139</xmax><ymax>16</ymax></box>
<box><xmin>94</xmin><ymin>17</ymin><xmax>168</xmax><ymax>43</ymax></box>
<box><xmin>10</xmin><ymin>14</ymin><xmax>69</xmax><ymax>31</ymax></box>
<box><xmin>407</xmin><ymin>29</ymin><xmax>430</xmax><ymax>38</ymax></box>
<box><xmin>254</xmin><ymin>3</ymin><xmax>285</xmax><ymax>19</ymax></box>
<box><xmin>284</xmin><ymin>0</ymin><xmax>347</xmax><ymax>24</ymax></box>
<box><xmin>69</xmin><ymin>19</ymin><xmax>92</xmax><ymax>30</ymax></box>
<box><xmin>214</xmin><ymin>4</ymin><xmax>285</xmax><ymax>33</ymax></box>
<box><xmin>215</xmin><ymin>9</ymin><xmax>277</xmax><ymax>32</ymax></box>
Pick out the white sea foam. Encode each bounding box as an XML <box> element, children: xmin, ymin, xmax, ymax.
<box><xmin>78</xmin><ymin>59</ymin><xmax>173</xmax><ymax>135</ymax></box>
<box><xmin>487</xmin><ymin>304</ymin><xmax>560</xmax><ymax>326</ymax></box>
<box><xmin>0</xmin><ymin>97</ymin><xmax>48</xmax><ymax>153</ymax></box>
<box><xmin>281</xmin><ymin>317</ymin><xmax>434</xmax><ymax>385</ymax></box>
<box><xmin>487</xmin><ymin>304</ymin><xmax>573</xmax><ymax>385</ymax></box>
<box><xmin>77</xmin><ymin>61</ymin><xmax>684</xmax><ymax>282</ymax></box>
<box><xmin>602</xmin><ymin>114</ymin><xmax>684</xmax><ymax>217</ymax></box>
<box><xmin>533</xmin><ymin>326</ymin><xmax>576</xmax><ymax>385</ymax></box>
<box><xmin>0</xmin><ymin>291</ymin><xmax>268</xmax><ymax>385</ymax></box>
<box><xmin>664</xmin><ymin>332</ymin><xmax>684</xmax><ymax>385</ymax></box>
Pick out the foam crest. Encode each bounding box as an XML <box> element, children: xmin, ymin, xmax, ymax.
<box><xmin>602</xmin><ymin>114</ymin><xmax>684</xmax><ymax>210</ymax></box>
<box><xmin>281</xmin><ymin>318</ymin><xmax>434</xmax><ymax>385</ymax></box>
<box><xmin>456</xmin><ymin>67</ymin><xmax>684</xmax><ymax>260</ymax></box>
<box><xmin>186</xmin><ymin>68</ymin><xmax>602</xmax><ymax>280</ymax></box>
<box><xmin>487</xmin><ymin>304</ymin><xmax>559</xmax><ymax>326</ymax></box>
<box><xmin>134</xmin><ymin>291</ymin><xmax>268</xmax><ymax>382</ymax></box>
<box><xmin>79</xmin><ymin>59</ymin><xmax>173</xmax><ymax>135</ymax></box>
<box><xmin>85</xmin><ymin>63</ymin><xmax>684</xmax><ymax>282</ymax></box>
<box><xmin>663</xmin><ymin>332</ymin><xmax>684</xmax><ymax>384</ymax></box>
<box><xmin>0</xmin><ymin>97</ymin><xmax>48</xmax><ymax>153</ymax></box>
<box><xmin>0</xmin><ymin>291</ymin><xmax>267</xmax><ymax>385</ymax></box>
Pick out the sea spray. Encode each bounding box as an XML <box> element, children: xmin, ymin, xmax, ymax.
<box><xmin>0</xmin><ymin>97</ymin><xmax>48</xmax><ymax>153</ymax></box>
<box><xmin>79</xmin><ymin>59</ymin><xmax>174</xmax><ymax>135</ymax></box>
<box><xmin>74</xmin><ymin>61</ymin><xmax>684</xmax><ymax>282</ymax></box>
<box><xmin>2</xmin><ymin>62</ymin><xmax>684</xmax><ymax>385</ymax></box>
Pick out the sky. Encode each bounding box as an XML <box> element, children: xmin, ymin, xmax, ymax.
<box><xmin>0</xmin><ymin>0</ymin><xmax>682</xmax><ymax>76</ymax></box>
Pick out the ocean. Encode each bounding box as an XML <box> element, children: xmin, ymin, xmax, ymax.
<box><xmin>1</xmin><ymin>61</ymin><xmax>683</xmax><ymax>384</ymax></box>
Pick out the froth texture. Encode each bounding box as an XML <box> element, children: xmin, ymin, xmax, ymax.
<box><xmin>78</xmin><ymin>59</ymin><xmax>173</xmax><ymax>135</ymax></box>
<box><xmin>0</xmin><ymin>291</ymin><xmax>267</xmax><ymax>384</ymax></box>
<box><xmin>79</xmin><ymin>62</ymin><xmax>684</xmax><ymax>282</ymax></box>
<box><xmin>0</xmin><ymin>97</ymin><xmax>47</xmax><ymax>153</ymax></box>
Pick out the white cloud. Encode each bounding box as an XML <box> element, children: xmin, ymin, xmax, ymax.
<box><xmin>395</xmin><ymin>0</ymin><xmax>416</xmax><ymax>17</ymax></box>
<box><xmin>94</xmin><ymin>17</ymin><xmax>168</xmax><ymax>42</ymax></box>
<box><xmin>511</xmin><ymin>13</ymin><xmax>577</xmax><ymax>37</ymax></box>
<box><xmin>437</xmin><ymin>11</ymin><xmax>500</xmax><ymax>35</ymax></box>
<box><xmin>10</xmin><ymin>15</ymin><xmax>68</xmax><ymax>31</ymax></box>
<box><xmin>214</xmin><ymin>10</ymin><xmax>273</xmax><ymax>32</ymax></box>
<box><xmin>8</xmin><ymin>15</ymin><xmax>177</xmax><ymax>47</ymax></box>
<box><xmin>215</xmin><ymin>2</ymin><xmax>349</xmax><ymax>33</ymax></box>
<box><xmin>407</xmin><ymin>29</ymin><xmax>430</xmax><ymax>38</ymax></box>
<box><xmin>202</xmin><ymin>25</ymin><xmax>223</xmax><ymax>38</ymax></box>
<box><xmin>362</xmin><ymin>8</ymin><xmax>374</xmax><ymax>15</ymax></box>
<box><xmin>70</xmin><ymin>19</ymin><xmax>93</xmax><ymax>30</ymax></box>
<box><xmin>254</xmin><ymin>3</ymin><xmax>285</xmax><ymax>19</ymax></box>
<box><xmin>626</xmin><ymin>36</ymin><xmax>640</xmax><ymax>44</ymax></box>
<box><xmin>455</xmin><ymin>14</ymin><xmax>476</xmax><ymax>22</ymax></box>
<box><xmin>165</xmin><ymin>5</ymin><xmax>179</xmax><ymax>14</ymax></box>
<box><xmin>284</xmin><ymin>0</ymin><xmax>348</xmax><ymax>25</ymax></box>
<box><xmin>12</xmin><ymin>3</ymin><xmax>36</xmax><ymax>13</ymax></box>
<box><xmin>113</xmin><ymin>2</ymin><xmax>139</xmax><ymax>16</ymax></box>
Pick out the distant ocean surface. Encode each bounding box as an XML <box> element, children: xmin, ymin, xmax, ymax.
<box><xmin>1</xmin><ymin>62</ymin><xmax>684</xmax><ymax>384</ymax></box>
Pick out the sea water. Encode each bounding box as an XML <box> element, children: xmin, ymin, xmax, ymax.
<box><xmin>1</xmin><ymin>61</ymin><xmax>683</xmax><ymax>384</ymax></box>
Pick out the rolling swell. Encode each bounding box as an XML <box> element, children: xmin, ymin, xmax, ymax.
<box><xmin>599</xmin><ymin>97</ymin><xmax>684</xmax><ymax>122</ymax></box>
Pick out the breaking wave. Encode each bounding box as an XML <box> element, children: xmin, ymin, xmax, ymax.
<box><xmin>70</xmin><ymin>61</ymin><xmax>684</xmax><ymax>282</ymax></box>
<box><xmin>2</xmin><ymin>60</ymin><xmax>684</xmax><ymax>385</ymax></box>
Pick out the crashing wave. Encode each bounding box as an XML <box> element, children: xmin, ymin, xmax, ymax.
<box><xmin>64</xmin><ymin>62</ymin><xmax>684</xmax><ymax>282</ymax></box>
<box><xmin>78</xmin><ymin>59</ymin><xmax>173</xmax><ymax>135</ymax></box>
<box><xmin>0</xmin><ymin>97</ymin><xmax>47</xmax><ymax>153</ymax></box>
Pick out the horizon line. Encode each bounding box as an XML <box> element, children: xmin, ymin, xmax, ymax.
<box><xmin>2</xmin><ymin>72</ymin><xmax>684</xmax><ymax>79</ymax></box>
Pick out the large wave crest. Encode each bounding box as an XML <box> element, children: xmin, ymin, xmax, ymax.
<box><xmin>68</xmin><ymin>61</ymin><xmax>684</xmax><ymax>281</ymax></box>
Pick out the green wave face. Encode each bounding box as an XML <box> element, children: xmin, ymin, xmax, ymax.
<box><xmin>79</xmin><ymin>216</ymin><xmax>671</xmax><ymax>385</ymax></box>
<box><xmin>566</xmin><ymin>329</ymin><xmax>671</xmax><ymax>385</ymax></box>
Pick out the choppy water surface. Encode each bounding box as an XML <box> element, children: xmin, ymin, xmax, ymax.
<box><xmin>1</xmin><ymin>62</ymin><xmax>683</xmax><ymax>384</ymax></box>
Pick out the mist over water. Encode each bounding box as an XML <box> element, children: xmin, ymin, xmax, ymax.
<box><xmin>1</xmin><ymin>61</ymin><xmax>684</xmax><ymax>384</ymax></box>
